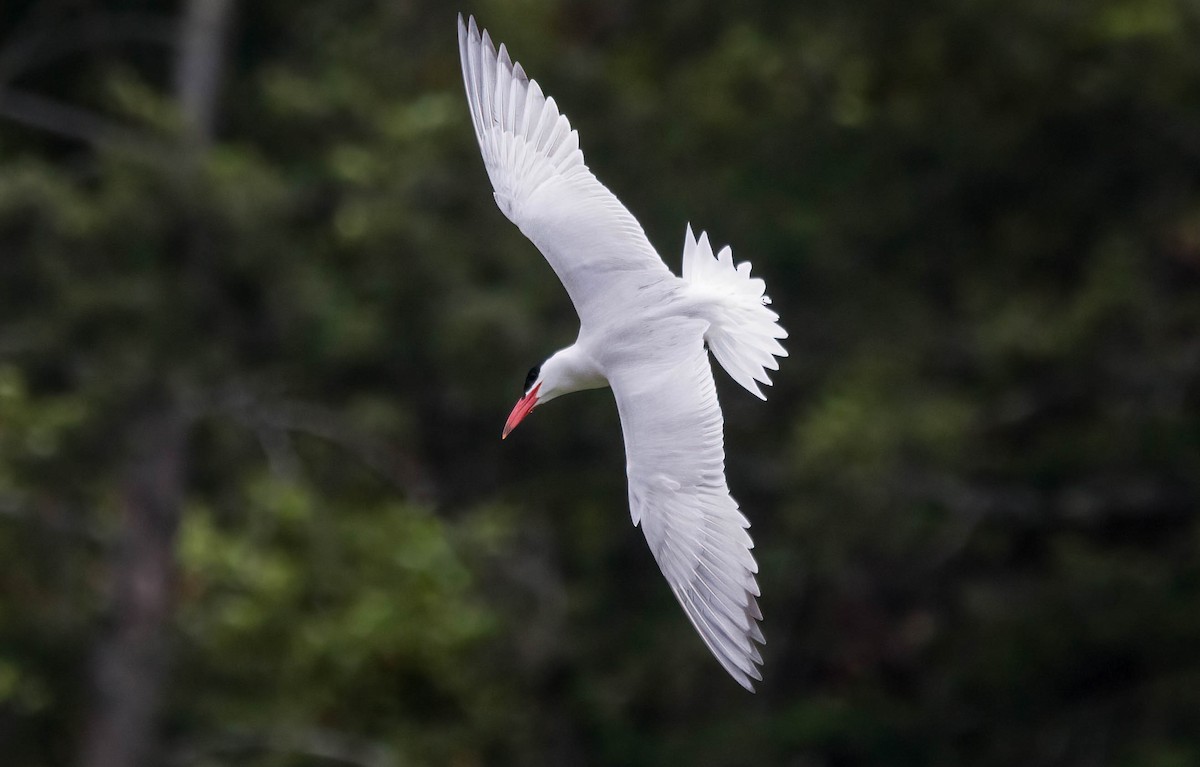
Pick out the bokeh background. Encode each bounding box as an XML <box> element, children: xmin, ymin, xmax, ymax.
<box><xmin>2</xmin><ymin>0</ymin><xmax>1200</xmax><ymax>765</ymax></box>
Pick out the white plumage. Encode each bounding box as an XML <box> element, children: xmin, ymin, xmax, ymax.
<box><xmin>458</xmin><ymin>14</ymin><xmax>787</xmax><ymax>691</ymax></box>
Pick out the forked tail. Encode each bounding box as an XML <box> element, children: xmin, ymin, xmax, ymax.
<box><xmin>681</xmin><ymin>226</ymin><xmax>788</xmax><ymax>399</ymax></box>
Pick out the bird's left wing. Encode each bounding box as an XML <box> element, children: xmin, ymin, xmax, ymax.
<box><xmin>607</xmin><ymin>322</ymin><xmax>765</xmax><ymax>690</ymax></box>
<box><xmin>458</xmin><ymin>15</ymin><xmax>670</xmax><ymax>329</ymax></box>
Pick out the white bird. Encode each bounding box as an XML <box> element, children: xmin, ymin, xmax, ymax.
<box><xmin>458</xmin><ymin>15</ymin><xmax>787</xmax><ymax>691</ymax></box>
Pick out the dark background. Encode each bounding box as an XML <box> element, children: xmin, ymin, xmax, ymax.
<box><xmin>2</xmin><ymin>1</ymin><xmax>1199</xmax><ymax>765</ymax></box>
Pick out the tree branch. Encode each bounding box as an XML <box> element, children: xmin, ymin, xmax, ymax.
<box><xmin>0</xmin><ymin>88</ymin><xmax>152</xmax><ymax>147</ymax></box>
<box><xmin>0</xmin><ymin>495</ymin><xmax>106</xmax><ymax>544</ymax></box>
<box><xmin>0</xmin><ymin>13</ymin><xmax>178</xmax><ymax>85</ymax></box>
<box><xmin>231</xmin><ymin>394</ymin><xmax>436</xmax><ymax>504</ymax></box>
<box><xmin>168</xmin><ymin>727</ymin><xmax>397</xmax><ymax>767</ymax></box>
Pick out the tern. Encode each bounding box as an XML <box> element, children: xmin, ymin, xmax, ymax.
<box><xmin>458</xmin><ymin>15</ymin><xmax>787</xmax><ymax>690</ymax></box>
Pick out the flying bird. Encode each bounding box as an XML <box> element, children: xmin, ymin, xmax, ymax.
<box><xmin>458</xmin><ymin>14</ymin><xmax>787</xmax><ymax>691</ymax></box>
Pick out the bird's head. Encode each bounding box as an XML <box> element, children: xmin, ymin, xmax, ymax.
<box><xmin>501</xmin><ymin>346</ymin><xmax>605</xmax><ymax>439</ymax></box>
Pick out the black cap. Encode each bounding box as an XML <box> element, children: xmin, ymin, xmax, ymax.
<box><xmin>523</xmin><ymin>364</ymin><xmax>541</xmax><ymax>394</ymax></box>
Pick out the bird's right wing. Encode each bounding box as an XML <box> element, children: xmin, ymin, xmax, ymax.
<box><xmin>607</xmin><ymin>322</ymin><xmax>765</xmax><ymax>690</ymax></box>
<box><xmin>458</xmin><ymin>15</ymin><xmax>670</xmax><ymax>329</ymax></box>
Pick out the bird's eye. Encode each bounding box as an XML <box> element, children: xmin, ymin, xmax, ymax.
<box><xmin>523</xmin><ymin>365</ymin><xmax>541</xmax><ymax>394</ymax></box>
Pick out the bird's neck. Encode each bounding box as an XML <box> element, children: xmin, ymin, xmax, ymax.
<box><xmin>540</xmin><ymin>344</ymin><xmax>607</xmax><ymax>403</ymax></box>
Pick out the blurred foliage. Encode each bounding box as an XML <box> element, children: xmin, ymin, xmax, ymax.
<box><xmin>1</xmin><ymin>0</ymin><xmax>1200</xmax><ymax>765</ymax></box>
